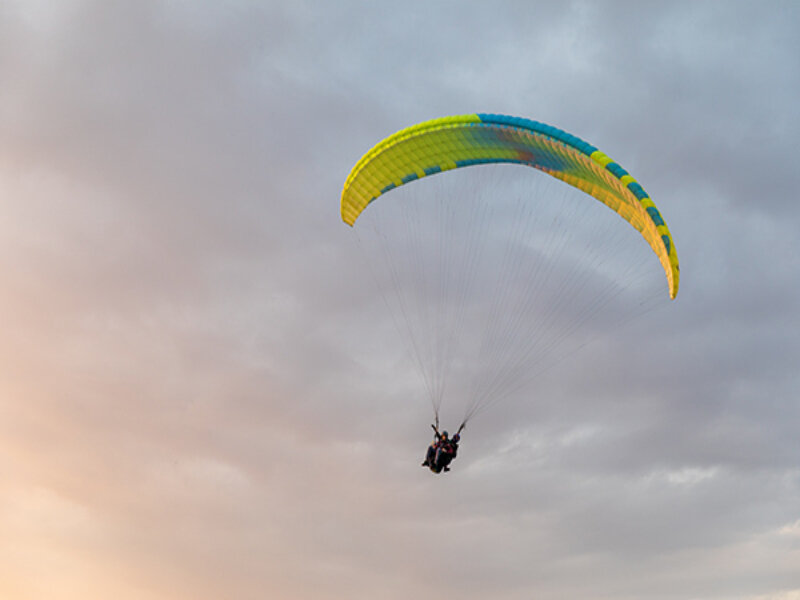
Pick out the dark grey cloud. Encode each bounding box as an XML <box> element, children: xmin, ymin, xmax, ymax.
<box><xmin>1</xmin><ymin>1</ymin><xmax>798</xmax><ymax>599</ymax></box>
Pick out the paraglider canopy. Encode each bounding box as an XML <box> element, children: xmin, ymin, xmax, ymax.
<box><xmin>342</xmin><ymin>113</ymin><xmax>679</xmax><ymax>299</ymax></box>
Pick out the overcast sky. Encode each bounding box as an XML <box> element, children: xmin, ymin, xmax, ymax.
<box><xmin>1</xmin><ymin>1</ymin><xmax>798</xmax><ymax>599</ymax></box>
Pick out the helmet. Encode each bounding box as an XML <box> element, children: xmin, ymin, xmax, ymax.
<box><xmin>453</xmin><ymin>434</ymin><xmax>460</xmax><ymax>442</ymax></box>
<box><xmin>441</xmin><ymin>431</ymin><xmax>449</xmax><ymax>438</ymax></box>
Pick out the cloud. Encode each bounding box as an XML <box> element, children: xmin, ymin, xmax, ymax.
<box><xmin>1</xmin><ymin>1</ymin><xmax>798</xmax><ymax>599</ymax></box>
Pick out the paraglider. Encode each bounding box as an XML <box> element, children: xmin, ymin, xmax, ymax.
<box><xmin>422</xmin><ymin>423</ymin><xmax>463</xmax><ymax>474</ymax></box>
<box><xmin>341</xmin><ymin>114</ymin><xmax>679</xmax><ymax>474</ymax></box>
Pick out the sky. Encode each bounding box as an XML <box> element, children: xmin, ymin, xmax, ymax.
<box><xmin>1</xmin><ymin>1</ymin><xmax>799</xmax><ymax>599</ymax></box>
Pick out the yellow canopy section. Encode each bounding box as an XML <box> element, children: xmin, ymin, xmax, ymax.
<box><xmin>341</xmin><ymin>113</ymin><xmax>679</xmax><ymax>299</ymax></box>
